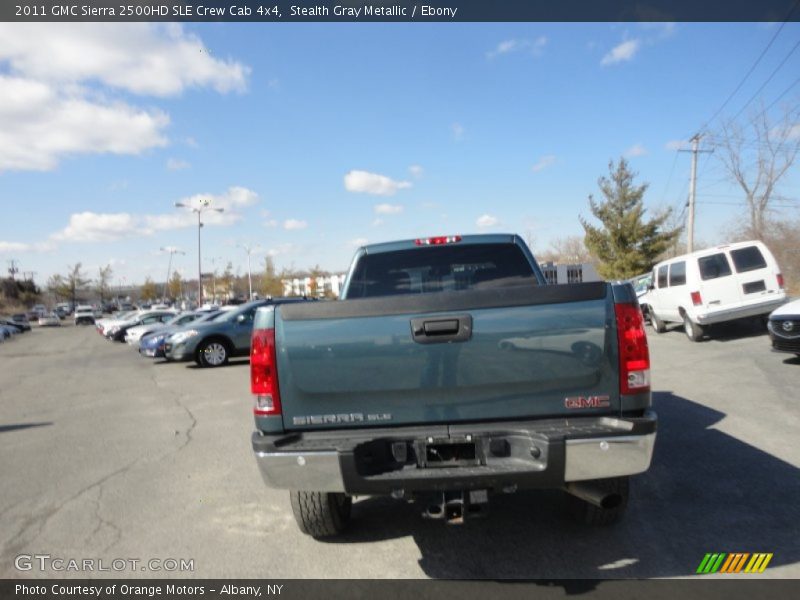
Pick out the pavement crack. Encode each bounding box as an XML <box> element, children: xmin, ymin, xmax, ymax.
<box><xmin>1</xmin><ymin>460</ymin><xmax>138</xmax><ymax>565</ymax></box>
<box><xmin>92</xmin><ymin>485</ymin><xmax>123</xmax><ymax>554</ymax></box>
<box><xmin>150</xmin><ymin>370</ymin><xmax>197</xmax><ymax>452</ymax></box>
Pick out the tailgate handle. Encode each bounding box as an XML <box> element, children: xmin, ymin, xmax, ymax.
<box><xmin>424</xmin><ymin>320</ymin><xmax>459</xmax><ymax>335</ymax></box>
<box><xmin>410</xmin><ymin>315</ymin><xmax>472</xmax><ymax>344</ymax></box>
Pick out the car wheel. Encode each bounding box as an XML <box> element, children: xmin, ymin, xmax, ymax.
<box><xmin>683</xmin><ymin>314</ymin><xmax>704</xmax><ymax>342</ymax></box>
<box><xmin>197</xmin><ymin>339</ymin><xmax>230</xmax><ymax>367</ymax></box>
<box><xmin>290</xmin><ymin>491</ymin><xmax>352</xmax><ymax>538</ymax></box>
<box><xmin>568</xmin><ymin>476</ymin><xmax>629</xmax><ymax>525</ymax></box>
<box><xmin>649</xmin><ymin>309</ymin><xmax>666</xmax><ymax>334</ymax></box>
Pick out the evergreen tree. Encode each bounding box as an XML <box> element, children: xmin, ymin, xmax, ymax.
<box><xmin>581</xmin><ymin>159</ymin><xmax>681</xmax><ymax>279</ymax></box>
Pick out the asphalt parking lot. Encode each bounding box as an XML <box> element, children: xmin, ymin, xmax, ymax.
<box><xmin>0</xmin><ymin>321</ymin><xmax>798</xmax><ymax>579</ymax></box>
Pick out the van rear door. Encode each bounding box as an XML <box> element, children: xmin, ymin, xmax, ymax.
<box><xmin>728</xmin><ymin>243</ymin><xmax>782</xmax><ymax>307</ymax></box>
<box><xmin>695</xmin><ymin>251</ymin><xmax>742</xmax><ymax>314</ymax></box>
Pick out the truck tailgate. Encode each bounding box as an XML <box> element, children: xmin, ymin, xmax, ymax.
<box><xmin>276</xmin><ymin>283</ymin><xmax>618</xmax><ymax>430</ymax></box>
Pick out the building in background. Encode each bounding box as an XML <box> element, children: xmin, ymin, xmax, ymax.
<box><xmin>538</xmin><ymin>261</ymin><xmax>601</xmax><ymax>285</ymax></box>
<box><xmin>283</xmin><ymin>274</ymin><xmax>347</xmax><ymax>298</ymax></box>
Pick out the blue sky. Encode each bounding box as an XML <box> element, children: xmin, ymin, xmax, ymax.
<box><xmin>1</xmin><ymin>22</ymin><xmax>799</xmax><ymax>287</ymax></box>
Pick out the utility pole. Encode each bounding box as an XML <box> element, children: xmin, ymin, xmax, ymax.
<box><xmin>680</xmin><ymin>134</ymin><xmax>713</xmax><ymax>254</ymax></box>
<box><xmin>7</xmin><ymin>259</ymin><xmax>19</xmax><ymax>280</ymax></box>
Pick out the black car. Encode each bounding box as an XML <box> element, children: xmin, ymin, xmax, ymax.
<box><xmin>0</xmin><ymin>318</ymin><xmax>27</xmax><ymax>333</ymax></box>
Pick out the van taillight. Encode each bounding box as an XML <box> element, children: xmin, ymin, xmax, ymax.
<box><xmin>690</xmin><ymin>291</ymin><xmax>703</xmax><ymax>306</ymax></box>
<box><xmin>777</xmin><ymin>273</ymin><xmax>784</xmax><ymax>289</ymax></box>
<box><xmin>614</xmin><ymin>303</ymin><xmax>650</xmax><ymax>395</ymax></box>
<box><xmin>251</xmin><ymin>328</ymin><xmax>281</xmax><ymax>416</ymax></box>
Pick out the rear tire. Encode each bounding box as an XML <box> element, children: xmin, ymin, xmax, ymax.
<box><xmin>683</xmin><ymin>314</ymin><xmax>705</xmax><ymax>342</ymax></box>
<box><xmin>569</xmin><ymin>476</ymin><xmax>629</xmax><ymax>526</ymax></box>
<box><xmin>649</xmin><ymin>310</ymin><xmax>666</xmax><ymax>334</ymax></box>
<box><xmin>290</xmin><ymin>491</ymin><xmax>352</xmax><ymax>538</ymax></box>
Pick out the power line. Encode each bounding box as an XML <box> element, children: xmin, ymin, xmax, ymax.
<box><xmin>730</xmin><ymin>38</ymin><xmax>800</xmax><ymax>123</ymax></box>
<box><xmin>694</xmin><ymin>0</ymin><xmax>800</xmax><ymax>135</ymax></box>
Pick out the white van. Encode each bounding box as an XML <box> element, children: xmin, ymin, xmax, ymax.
<box><xmin>640</xmin><ymin>240</ymin><xmax>786</xmax><ymax>341</ymax></box>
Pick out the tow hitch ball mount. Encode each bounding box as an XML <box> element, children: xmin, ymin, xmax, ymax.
<box><xmin>422</xmin><ymin>490</ymin><xmax>489</xmax><ymax>524</ymax></box>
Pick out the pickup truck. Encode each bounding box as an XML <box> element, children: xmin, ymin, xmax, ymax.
<box><xmin>250</xmin><ymin>234</ymin><xmax>656</xmax><ymax>537</ymax></box>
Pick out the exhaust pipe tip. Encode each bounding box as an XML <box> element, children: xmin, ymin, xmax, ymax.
<box><xmin>566</xmin><ymin>482</ymin><xmax>623</xmax><ymax>510</ymax></box>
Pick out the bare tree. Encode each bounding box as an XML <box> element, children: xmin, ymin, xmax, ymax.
<box><xmin>97</xmin><ymin>264</ymin><xmax>113</xmax><ymax>304</ymax></box>
<box><xmin>715</xmin><ymin>104</ymin><xmax>800</xmax><ymax>239</ymax></box>
<box><xmin>538</xmin><ymin>235</ymin><xmax>594</xmax><ymax>264</ymax></box>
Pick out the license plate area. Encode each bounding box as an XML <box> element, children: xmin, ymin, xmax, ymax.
<box><xmin>417</xmin><ymin>438</ymin><xmax>482</xmax><ymax>468</ymax></box>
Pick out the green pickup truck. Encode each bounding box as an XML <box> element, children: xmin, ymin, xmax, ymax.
<box><xmin>250</xmin><ymin>234</ymin><xmax>656</xmax><ymax>537</ymax></box>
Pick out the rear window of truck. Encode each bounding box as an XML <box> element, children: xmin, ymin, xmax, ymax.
<box><xmin>347</xmin><ymin>243</ymin><xmax>538</xmax><ymax>298</ymax></box>
<box><xmin>698</xmin><ymin>253</ymin><xmax>732</xmax><ymax>280</ymax></box>
<box><xmin>730</xmin><ymin>246</ymin><xmax>767</xmax><ymax>273</ymax></box>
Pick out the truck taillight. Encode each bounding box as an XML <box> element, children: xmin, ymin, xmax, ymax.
<box><xmin>690</xmin><ymin>291</ymin><xmax>703</xmax><ymax>306</ymax></box>
<box><xmin>777</xmin><ymin>273</ymin><xmax>784</xmax><ymax>289</ymax></box>
<box><xmin>415</xmin><ymin>235</ymin><xmax>462</xmax><ymax>246</ymax></box>
<box><xmin>615</xmin><ymin>303</ymin><xmax>650</xmax><ymax>395</ymax></box>
<box><xmin>251</xmin><ymin>328</ymin><xmax>281</xmax><ymax>416</ymax></box>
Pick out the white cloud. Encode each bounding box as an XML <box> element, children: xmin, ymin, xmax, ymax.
<box><xmin>344</xmin><ymin>170</ymin><xmax>412</xmax><ymax>196</ymax></box>
<box><xmin>0</xmin><ymin>75</ymin><xmax>169</xmax><ymax>171</ymax></box>
<box><xmin>409</xmin><ymin>165</ymin><xmax>424</xmax><ymax>178</ymax></box>
<box><xmin>372</xmin><ymin>218</ymin><xmax>385</xmax><ymax>227</ymax></box>
<box><xmin>0</xmin><ymin>24</ymin><xmax>249</xmax><ymax>172</ymax></box>
<box><xmin>283</xmin><ymin>219</ymin><xmax>308</xmax><ymax>230</ymax></box>
<box><xmin>348</xmin><ymin>238</ymin><xmax>369</xmax><ymax>248</ymax></box>
<box><xmin>374</xmin><ymin>203</ymin><xmax>404</xmax><ymax>215</ymax></box>
<box><xmin>486</xmin><ymin>37</ymin><xmax>547</xmax><ymax>59</ymax></box>
<box><xmin>452</xmin><ymin>122</ymin><xmax>465</xmax><ymax>141</ymax></box>
<box><xmin>166</xmin><ymin>157</ymin><xmax>190</xmax><ymax>170</ymax></box>
<box><xmin>0</xmin><ymin>23</ymin><xmax>248</xmax><ymax>96</ymax></box>
<box><xmin>665</xmin><ymin>139</ymin><xmax>687</xmax><ymax>151</ymax></box>
<box><xmin>0</xmin><ymin>241</ymin><xmax>32</xmax><ymax>253</ymax></box>
<box><xmin>601</xmin><ymin>39</ymin><xmax>640</xmax><ymax>66</ymax></box>
<box><xmin>52</xmin><ymin>212</ymin><xmax>144</xmax><ymax>242</ymax></box>
<box><xmin>267</xmin><ymin>243</ymin><xmax>296</xmax><ymax>258</ymax></box>
<box><xmin>532</xmin><ymin>155</ymin><xmax>557</xmax><ymax>172</ymax></box>
<box><xmin>624</xmin><ymin>143</ymin><xmax>648</xmax><ymax>158</ymax></box>
<box><xmin>476</xmin><ymin>214</ymin><xmax>500</xmax><ymax>229</ymax></box>
<box><xmin>52</xmin><ymin>186</ymin><xmax>259</xmax><ymax>242</ymax></box>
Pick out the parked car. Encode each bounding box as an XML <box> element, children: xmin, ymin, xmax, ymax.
<box><xmin>125</xmin><ymin>310</ymin><xmax>211</xmax><ymax>345</ymax></box>
<box><xmin>95</xmin><ymin>310</ymin><xmax>140</xmax><ymax>335</ymax></box>
<box><xmin>74</xmin><ymin>305</ymin><xmax>101</xmax><ymax>325</ymax></box>
<box><xmin>55</xmin><ymin>303</ymin><xmax>72</xmax><ymax>318</ymax></box>
<box><xmin>9</xmin><ymin>314</ymin><xmax>32</xmax><ymax>331</ymax></box>
<box><xmin>105</xmin><ymin>310</ymin><xmax>177</xmax><ymax>342</ymax></box>
<box><xmin>767</xmin><ymin>298</ymin><xmax>800</xmax><ymax>357</ymax></box>
<box><xmin>138</xmin><ymin>310</ymin><xmax>224</xmax><ymax>358</ymax></box>
<box><xmin>164</xmin><ymin>298</ymin><xmax>310</xmax><ymax>367</ymax></box>
<box><xmin>640</xmin><ymin>240</ymin><xmax>786</xmax><ymax>341</ymax></box>
<box><xmin>0</xmin><ymin>318</ymin><xmax>26</xmax><ymax>334</ymax></box>
<box><xmin>38</xmin><ymin>312</ymin><xmax>62</xmax><ymax>327</ymax></box>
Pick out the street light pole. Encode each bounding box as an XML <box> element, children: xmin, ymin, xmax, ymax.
<box><xmin>175</xmin><ymin>201</ymin><xmax>224</xmax><ymax>307</ymax></box>
<box><xmin>238</xmin><ymin>243</ymin><xmax>261</xmax><ymax>300</ymax></box>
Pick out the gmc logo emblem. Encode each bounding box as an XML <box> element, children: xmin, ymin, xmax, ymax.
<box><xmin>565</xmin><ymin>395</ymin><xmax>611</xmax><ymax>409</ymax></box>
